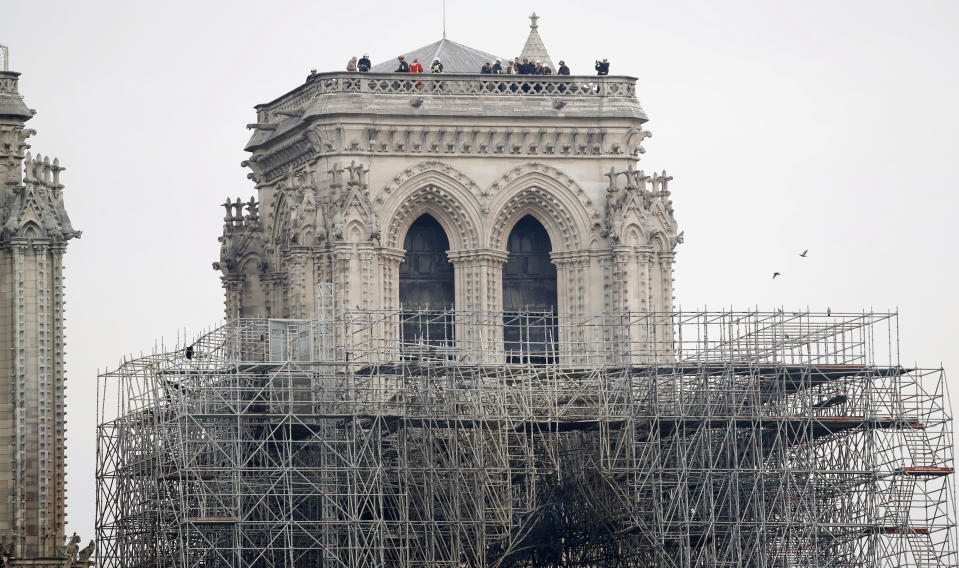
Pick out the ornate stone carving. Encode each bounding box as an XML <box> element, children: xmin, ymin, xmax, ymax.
<box><xmin>0</xmin><ymin>153</ymin><xmax>79</xmax><ymax>243</ymax></box>
<box><xmin>600</xmin><ymin>165</ymin><xmax>679</xmax><ymax>246</ymax></box>
<box><xmin>624</xmin><ymin>126</ymin><xmax>653</xmax><ymax>156</ymax></box>
<box><xmin>383</xmin><ymin>182</ymin><xmax>481</xmax><ymax>250</ymax></box>
<box><xmin>485</xmin><ymin>162</ymin><xmax>597</xmax><ymax>220</ymax></box>
<box><xmin>382</xmin><ymin>160</ymin><xmax>482</xmax><ymax>200</ymax></box>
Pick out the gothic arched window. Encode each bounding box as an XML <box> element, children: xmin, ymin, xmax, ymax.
<box><xmin>399</xmin><ymin>214</ymin><xmax>454</xmax><ymax>350</ymax></box>
<box><xmin>503</xmin><ymin>215</ymin><xmax>558</xmax><ymax>361</ymax></box>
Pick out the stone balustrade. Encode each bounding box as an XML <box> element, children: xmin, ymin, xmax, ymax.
<box><xmin>257</xmin><ymin>72</ymin><xmax>638</xmax><ymax>122</ymax></box>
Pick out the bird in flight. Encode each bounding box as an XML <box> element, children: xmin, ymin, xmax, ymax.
<box><xmin>799</xmin><ymin>250</ymin><xmax>809</xmax><ymax>257</ymax></box>
<box><xmin>772</xmin><ymin>272</ymin><xmax>781</xmax><ymax>279</ymax></box>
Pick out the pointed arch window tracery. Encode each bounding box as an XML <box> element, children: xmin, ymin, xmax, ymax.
<box><xmin>398</xmin><ymin>214</ymin><xmax>454</xmax><ymax>351</ymax></box>
<box><xmin>502</xmin><ymin>214</ymin><xmax>557</xmax><ymax>362</ymax></box>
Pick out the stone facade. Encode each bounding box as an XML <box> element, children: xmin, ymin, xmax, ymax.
<box><xmin>0</xmin><ymin>66</ymin><xmax>83</xmax><ymax>567</ymax></box>
<box><xmin>216</xmin><ymin>55</ymin><xmax>681</xmax><ymax>358</ymax></box>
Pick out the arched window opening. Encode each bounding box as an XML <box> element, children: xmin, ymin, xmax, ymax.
<box><xmin>398</xmin><ymin>214</ymin><xmax>454</xmax><ymax>352</ymax></box>
<box><xmin>503</xmin><ymin>215</ymin><xmax>558</xmax><ymax>362</ymax></box>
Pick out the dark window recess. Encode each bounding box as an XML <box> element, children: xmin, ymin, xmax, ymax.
<box><xmin>399</xmin><ymin>214</ymin><xmax>454</xmax><ymax>351</ymax></box>
<box><xmin>503</xmin><ymin>215</ymin><xmax>558</xmax><ymax>362</ymax></box>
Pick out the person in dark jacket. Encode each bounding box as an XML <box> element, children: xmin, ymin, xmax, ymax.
<box><xmin>396</xmin><ymin>55</ymin><xmax>409</xmax><ymax>72</ymax></box>
<box><xmin>558</xmin><ymin>61</ymin><xmax>570</xmax><ymax>75</ymax></box>
<box><xmin>358</xmin><ymin>54</ymin><xmax>372</xmax><ymax>72</ymax></box>
<box><xmin>431</xmin><ymin>59</ymin><xmax>444</xmax><ymax>73</ymax></box>
<box><xmin>480</xmin><ymin>62</ymin><xmax>492</xmax><ymax>74</ymax></box>
<box><xmin>595</xmin><ymin>58</ymin><xmax>610</xmax><ymax>75</ymax></box>
<box><xmin>492</xmin><ymin>59</ymin><xmax>503</xmax><ymax>74</ymax></box>
<box><xmin>306</xmin><ymin>68</ymin><xmax>319</xmax><ymax>82</ymax></box>
<box><xmin>517</xmin><ymin>58</ymin><xmax>529</xmax><ymax>74</ymax></box>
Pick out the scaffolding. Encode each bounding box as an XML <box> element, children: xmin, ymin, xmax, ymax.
<box><xmin>96</xmin><ymin>306</ymin><xmax>957</xmax><ymax>567</ymax></box>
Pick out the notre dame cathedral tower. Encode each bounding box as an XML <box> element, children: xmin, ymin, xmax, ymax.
<box><xmin>216</xmin><ymin>18</ymin><xmax>681</xmax><ymax>358</ymax></box>
<box><xmin>0</xmin><ymin>50</ymin><xmax>82</xmax><ymax>567</ymax></box>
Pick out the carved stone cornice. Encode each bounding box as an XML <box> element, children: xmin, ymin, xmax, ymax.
<box><xmin>446</xmin><ymin>248</ymin><xmax>509</xmax><ymax>264</ymax></box>
<box><xmin>376</xmin><ymin>247</ymin><xmax>406</xmax><ymax>262</ymax></box>
<box><xmin>549</xmin><ymin>250</ymin><xmax>593</xmax><ymax>265</ymax></box>
<box><xmin>246</xmin><ymin>124</ymin><xmax>640</xmax><ymax>186</ymax></box>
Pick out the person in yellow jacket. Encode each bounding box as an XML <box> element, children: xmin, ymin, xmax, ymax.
<box><xmin>431</xmin><ymin>59</ymin><xmax>444</xmax><ymax>73</ymax></box>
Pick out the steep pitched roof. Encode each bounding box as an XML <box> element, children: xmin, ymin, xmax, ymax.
<box><xmin>519</xmin><ymin>12</ymin><xmax>555</xmax><ymax>71</ymax></box>
<box><xmin>372</xmin><ymin>38</ymin><xmax>506</xmax><ymax>74</ymax></box>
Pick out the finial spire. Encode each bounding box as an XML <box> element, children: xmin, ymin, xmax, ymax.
<box><xmin>0</xmin><ymin>44</ymin><xmax>8</xmax><ymax>72</ymax></box>
<box><xmin>520</xmin><ymin>13</ymin><xmax>554</xmax><ymax>70</ymax></box>
<box><xmin>443</xmin><ymin>0</ymin><xmax>447</xmax><ymax>39</ymax></box>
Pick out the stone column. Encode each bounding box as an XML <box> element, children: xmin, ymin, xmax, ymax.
<box><xmin>48</xmin><ymin>243</ymin><xmax>66</xmax><ymax>545</ymax></box>
<box><xmin>331</xmin><ymin>240</ymin><xmax>379</xmax><ymax>362</ymax></box>
<box><xmin>446</xmin><ymin>249</ymin><xmax>508</xmax><ymax>363</ymax></box>
<box><xmin>657</xmin><ymin>251</ymin><xmax>676</xmax><ymax>314</ymax></box>
<box><xmin>11</xmin><ymin>242</ymin><xmax>27</xmax><ymax>557</ymax></box>
<box><xmin>551</xmin><ymin>251</ymin><xmax>591</xmax><ymax>365</ymax></box>
<box><xmin>356</xmin><ymin>243</ymin><xmax>375</xmax><ymax>310</ymax></box>
<box><xmin>376</xmin><ymin>247</ymin><xmax>405</xmax><ymax>357</ymax></box>
<box><xmin>221</xmin><ymin>274</ymin><xmax>244</xmax><ymax>319</ymax></box>
<box><xmin>285</xmin><ymin>248</ymin><xmax>310</xmax><ymax>319</ymax></box>
<box><xmin>32</xmin><ymin>241</ymin><xmax>51</xmax><ymax>558</ymax></box>
<box><xmin>656</xmin><ymin>251</ymin><xmax>677</xmax><ymax>362</ymax></box>
<box><xmin>631</xmin><ymin>246</ymin><xmax>655</xmax><ymax>362</ymax></box>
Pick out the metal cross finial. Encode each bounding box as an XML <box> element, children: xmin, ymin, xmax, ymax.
<box><xmin>529</xmin><ymin>12</ymin><xmax>539</xmax><ymax>29</ymax></box>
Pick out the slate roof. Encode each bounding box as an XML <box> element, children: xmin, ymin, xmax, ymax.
<box><xmin>371</xmin><ymin>38</ymin><xmax>507</xmax><ymax>74</ymax></box>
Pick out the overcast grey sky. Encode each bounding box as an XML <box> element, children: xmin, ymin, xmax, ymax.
<box><xmin>3</xmin><ymin>0</ymin><xmax>958</xmax><ymax>541</ymax></box>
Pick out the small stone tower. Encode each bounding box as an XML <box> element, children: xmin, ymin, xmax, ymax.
<box><xmin>0</xmin><ymin>49</ymin><xmax>81</xmax><ymax>566</ymax></box>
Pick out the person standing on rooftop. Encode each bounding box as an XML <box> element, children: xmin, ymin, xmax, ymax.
<box><xmin>431</xmin><ymin>59</ymin><xmax>444</xmax><ymax>73</ymax></box>
<box><xmin>558</xmin><ymin>61</ymin><xmax>570</xmax><ymax>75</ymax></box>
<box><xmin>595</xmin><ymin>58</ymin><xmax>610</xmax><ymax>75</ymax></box>
<box><xmin>409</xmin><ymin>58</ymin><xmax>424</xmax><ymax>73</ymax></box>
<box><xmin>481</xmin><ymin>62</ymin><xmax>492</xmax><ymax>74</ymax></box>
<box><xmin>358</xmin><ymin>54</ymin><xmax>372</xmax><ymax>72</ymax></box>
<box><xmin>492</xmin><ymin>59</ymin><xmax>503</xmax><ymax>74</ymax></box>
<box><xmin>347</xmin><ymin>56</ymin><xmax>358</xmax><ymax>71</ymax></box>
<box><xmin>396</xmin><ymin>55</ymin><xmax>409</xmax><ymax>72</ymax></box>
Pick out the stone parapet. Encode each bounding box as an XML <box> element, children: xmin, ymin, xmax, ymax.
<box><xmin>256</xmin><ymin>72</ymin><xmax>640</xmax><ymax>121</ymax></box>
<box><xmin>0</xmin><ymin>71</ymin><xmax>33</xmax><ymax>120</ymax></box>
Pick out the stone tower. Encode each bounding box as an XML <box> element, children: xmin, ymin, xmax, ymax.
<box><xmin>0</xmin><ymin>52</ymin><xmax>80</xmax><ymax>566</ymax></box>
<box><xmin>217</xmin><ymin>23</ymin><xmax>680</xmax><ymax>360</ymax></box>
